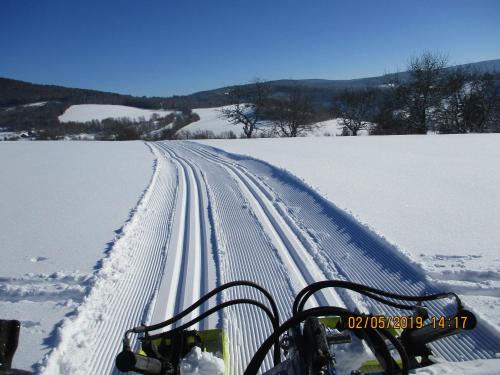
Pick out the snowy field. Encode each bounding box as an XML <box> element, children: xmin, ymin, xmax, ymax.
<box><xmin>199</xmin><ymin>134</ymin><xmax>500</xmax><ymax>330</ymax></box>
<box><xmin>38</xmin><ymin>141</ymin><xmax>500</xmax><ymax>375</ymax></box>
<box><xmin>0</xmin><ymin>141</ymin><xmax>154</xmax><ymax>371</ymax></box>
<box><xmin>1</xmin><ymin>136</ymin><xmax>499</xmax><ymax>374</ymax></box>
<box><xmin>58</xmin><ymin>104</ymin><xmax>173</xmax><ymax>122</ymax></box>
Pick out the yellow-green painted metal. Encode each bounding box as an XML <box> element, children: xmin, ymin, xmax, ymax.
<box><xmin>319</xmin><ymin>316</ymin><xmax>341</xmax><ymax>329</ymax></box>
<box><xmin>358</xmin><ymin>359</ymin><xmax>403</xmax><ymax>374</ymax></box>
<box><xmin>137</xmin><ymin>328</ymin><xmax>227</xmax><ymax>373</ymax></box>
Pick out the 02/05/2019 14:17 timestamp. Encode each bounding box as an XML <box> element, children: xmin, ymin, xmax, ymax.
<box><xmin>346</xmin><ymin>315</ymin><xmax>469</xmax><ymax>330</ymax></box>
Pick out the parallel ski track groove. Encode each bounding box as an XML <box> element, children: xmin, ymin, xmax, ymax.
<box><xmin>188</xmin><ymin>145</ymin><xmax>366</xmax><ymax>311</ymax></box>
<box><xmin>161</xmin><ymin>142</ymin><xmax>304</xmax><ymax>373</ymax></box>
<box><xmin>153</xmin><ymin>143</ymin><xmax>208</xmax><ymax>330</ymax></box>
<box><xmin>172</xmin><ymin>144</ymin><xmax>284</xmax><ymax>370</ymax></box>
<box><xmin>187</xmin><ymin>142</ymin><xmax>500</xmax><ymax>362</ymax></box>
<box><xmin>183</xmin><ymin>143</ymin><xmax>344</xmax><ymax>309</ymax></box>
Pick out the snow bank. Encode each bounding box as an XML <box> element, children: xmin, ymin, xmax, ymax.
<box><xmin>0</xmin><ymin>141</ymin><xmax>154</xmax><ymax>370</ymax></box>
<box><xmin>58</xmin><ymin>104</ymin><xmax>172</xmax><ymax>123</ymax></box>
<box><xmin>180</xmin><ymin>347</ymin><xmax>224</xmax><ymax>375</ymax></box>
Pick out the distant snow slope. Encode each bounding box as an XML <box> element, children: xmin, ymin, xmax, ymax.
<box><xmin>23</xmin><ymin>102</ymin><xmax>48</xmax><ymax>108</ymax></box>
<box><xmin>199</xmin><ymin>135</ymin><xmax>500</xmax><ymax>329</ymax></box>
<box><xmin>0</xmin><ymin>141</ymin><xmax>154</xmax><ymax>371</ymax></box>
<box><xmin>180</xmin><ymin>106</ymin><xmax>246</xmax><ymax>137</ymax></box>
<box><xmin>179</xmin><ymin>107</ymin><xmax>365</xmax><ymax>137</ymax></box>
<box><xmin>58</xmin><ymin>104</ymin><xmax>172</xmax><ymax>123</ymax></box>
<box><xmin>309</xmin><ymin>118</ymin><xmax>369</xmax><ymax>136</ymax></box>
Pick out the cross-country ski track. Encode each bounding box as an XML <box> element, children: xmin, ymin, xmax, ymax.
<box><xmin>41</xmin><ymin>141</ymin><xmax>500</xmax><ymax>375</ymax></box>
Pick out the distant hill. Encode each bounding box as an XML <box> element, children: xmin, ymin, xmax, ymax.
<box><xmin>1</xmin><ymin>58</ymin><xmax>498</xmax><ymax>135</ymax></box>
<box><xmin>0</xmin><ymin>77</ymin><xmax>168</xmax><ymax>109</ymax></box>
<box><xmin>185</xmin><ymin>59</ymin><xmax>500</xmax><ymax>107</ymax></box>
<box><xmin>2</xmin><ymin>59</ymin><xmax>499</xmax><ymax>109</ymax></box>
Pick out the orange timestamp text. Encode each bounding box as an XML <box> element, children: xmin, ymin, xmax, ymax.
<box><xmin>346</xmin><ymin>315</ymin><xmax>470</xmax><ymax>330</ymax></box>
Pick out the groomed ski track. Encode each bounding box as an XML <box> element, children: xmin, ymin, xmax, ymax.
<box><xmin>42</xmin><ymin>141</ymin><xmax>500</xmax><ymax>375</ymax></box>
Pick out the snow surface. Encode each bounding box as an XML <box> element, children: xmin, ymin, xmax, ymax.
<box><xmin>2</xmin><ymin>137</ymin><xmax>499</xmax><ymax>374</ymax></box>
<box><xmin>180</xmin><ymin>106</ymin><xmax>246</xmax><ymax>137</ymax></box>
<box><xmin>0</xmin><ymin>141</ymin><xmax>154</xmax><ymax>371</ymax></box>
<box><xmin>199</xmin><ymin>134</ymin><xmax>500</xmax><ymax>330</ymax></box>
<box><xmin>180</xmin><ymin>347</ymin><xmax>225</xmax><ymax>375</ymax></box>
<box><xmin>58</xmin><ymin>104</ymin><xmax>172</xmax><ymax>123</ymax></box>
<box><xmin>57</xmin><ymin>139</ymin><xmax>492</xmax><ymax>375</ymax></box>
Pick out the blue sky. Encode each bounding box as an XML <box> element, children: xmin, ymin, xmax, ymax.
<box><xmin>1</xmin><ymin>0</ymin><xmax>499</xmax><ymax>96</ymax></box>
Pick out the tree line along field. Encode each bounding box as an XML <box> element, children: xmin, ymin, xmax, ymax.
<box><xmin>1</xmin><ymin>52</ymin><xmax>499</xmax><ymax>141</ymax></box>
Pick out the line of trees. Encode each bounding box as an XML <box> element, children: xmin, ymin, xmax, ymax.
<box><xmin>18</xmin><ymin>109</ymin><xmax>201</xmax><ymax>141</ymax></box>
<box><xmin>219</xmin><ymin>80</ymin><xmax>321</xmax><ymax>138</ymax></box>
<box><xmin>370</xmin><ymin>52</ymin><xmax>500</xmax><ymax>135</ymax></box>
<box><xmin>220</xmin><ymin>53</ymin><xmax>500</xmax><ymax>137</ymax></box>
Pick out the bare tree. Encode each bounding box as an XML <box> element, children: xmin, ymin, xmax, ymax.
<box><xmin>402</xmin><ymin>51</ymin><xmax>448</xmax><ymax>133</ymax></box>
<box><xmin>333</xmin><ymin>89</ymin><xmax>375</xmax><ymax>136</ymax></box>
<box><xmin>269</xmin><ymin>90</ymin><xmax>315</xmax><ymax>137</ymax></box>
<box><xmin>219</xmin><ymin>80</ymin><xmax>269</xmax><ymax>138</ymax></box>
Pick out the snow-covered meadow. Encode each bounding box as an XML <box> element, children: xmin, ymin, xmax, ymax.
<box><xmin>58</xmin><ymin>104</ymin><xmax>173</xmax><ymax>123</ymax></box>
<box><xmin>1</xmin><ymin>131</ymin><xmax>499</xmax><ymax>374</ymax></box>
<box><xmin>0</xmin><ymin>141</ymin><xmax>154</xmax><ymax>371</ymax></box>
<box><xmin>179</xmin><ymin>106</ymin><xmax>246</xmax><ymax>137</ymax></box>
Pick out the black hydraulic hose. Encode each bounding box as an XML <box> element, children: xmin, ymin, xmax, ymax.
<box><xmin>293</xmin><ymin>280</ymin><xmax>460</xmax><ymax>315</ymax></box>
<box><xmin>378</xmin><ymin>327</ymin><xmax>410</xmax><ymax>374</ymax></box>
<box><xmin>298</xmin><ymin>288</ymin><xmax>416</xmax><ymax>313</ymax></box>
<box><xmin>146</xmin><ymin>299</ymin><xmax>277</xmax><ymax>341</ymax></box>
<box><xmin>244</xmin><ymin>306</ymin><xmax>405</xmax><ymax>375</ymax></box>
<box><xmin>139</xmin><ymin>281</ymin><xmax>279</xmax><ymax>333</ymax></box>
<box><xmin>131</xmin><ymin>281</ymin><xmax>281</xmax><ymax>365</ymax></box>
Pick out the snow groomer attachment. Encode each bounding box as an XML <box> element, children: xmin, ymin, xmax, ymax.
<box><xmin>115</xmin><ymin>280</ymin><xmax>477</xmax><ymax>375</ymax></box>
